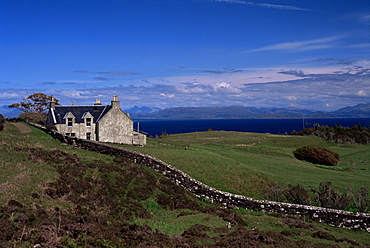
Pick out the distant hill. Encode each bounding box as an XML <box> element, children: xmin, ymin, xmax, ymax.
<box><xmin>2</xmin><ymin>102</ymin><xmax>369</xmax><ymax>119</ymax></box>
<box><xmin>124</xmin><ymin>106</ymin><xmax>161</xmax><ymax>116</ymax></box>
<box><xmin>142</xmin><ymin>106</ymin><xmax>266</xmax><ymax>119</ymax></box>
<box><xmin>0</xmin><ymin>105</ymin><xmax>22</xmax><ymax>118</ymax></box>
<box><xmin>322</xmin><ymin>103</ymin><xmax>370</xmax><ymax>118</ymax></box>
<box><xmin>139</xmin><ymin>103</ymin><xmax>370</xmax><ymax>119</ymax></box>
<box><xmin>140</xmin><ymin>106</ymin><xmax>316</xmax><ymax>119</ymax></box>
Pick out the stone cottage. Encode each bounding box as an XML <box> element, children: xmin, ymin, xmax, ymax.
<box><xmin>46</xmin><ymin>95</ymin><xmax>146</xmax><ymax>146</ymax></box>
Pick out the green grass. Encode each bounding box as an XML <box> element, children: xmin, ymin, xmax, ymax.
<box><xmin>235</xmin><ymin>212</ymin><xmax>370</xmax><ymax>245</ymax></box>
<box><xmin>132</xmin><ymin>209</ymin><xmax>227</xmax><ymax>236</ymax></box>
<box><xmin>0</xmin><ymin>122</ymin><xmax>114</xmax><ymax>207</ymax></box>
<box><xmin>0</xmin><ymin>124</ymin><xmax>56</xmax><ymax>206</ymax></box>
<box><xmin>1</xmin><ymin>123</ymin><xmax>370</xmax><ymax>246</ymax></box>
<box><xmin>122</xmin><ymin>131</ymin><xmax>370</xmax><ymax>198</ymax></box>
<box><xmin>133</xmin><ymin>206</ymin><xmax>370</xmax><ymax>244</ymax></box>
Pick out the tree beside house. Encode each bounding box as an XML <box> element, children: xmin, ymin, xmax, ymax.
<box><xmin>8</xmin><ymin>93</ymin><xmax>59</xmax><ymax>123</ymax></box>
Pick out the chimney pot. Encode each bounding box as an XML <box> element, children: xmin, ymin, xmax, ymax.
<box><xmin>94</xmin><ymin>99</ymin><xmax>102</xmax><ymax>105</ymax></box>
<box><xmin>50</xmin><ymin>96</ymin><xmax>56</xmax><ymax>108</ymax></box>
<box><xmin>111</xmin><ymin>95</ymin><xmax>120</xmax><ymax>108</ymax></box>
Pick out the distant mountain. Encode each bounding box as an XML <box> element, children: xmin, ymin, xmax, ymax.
<box><xmin>2</xmin><ymin>102</ymin><xmax>368</xmax><ymax>119</ymax></box>
<box><xmin>138</xmin><ymin>103</ymin><xmax>370</xmax><ymax>119</ymax></box>
<box><xmin>124</xmin><ymin>106</ymin><xmax>161</xmax><ymax>116</ymax></box>
<box><xmin>323</xmin><ymin>102</ymin><xmax>370</xmax><ymax>118</ymax></box>
<box><xmin>139</xmin><ymin>106</ymin><xmax>316</xmax><ymax>119</ymax></box>
<box><xmin>142</xmin><ymin>106</ymin><xmax>262</xmax><ymax>119</ymax></box>
<box><xmin>0</xmin><ymin>105</ymin><xmax>22</xmax><ymax>118</ymax></box>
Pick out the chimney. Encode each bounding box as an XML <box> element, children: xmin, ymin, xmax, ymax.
<box><xmin>111</xmin><ymin>95</ymin><xmax>120</xmax><ymax>109</ymax></box>
<box><xmin>94</xmin><ymin>99</ymin><xmax>102</xmax><ymax>105</ymax></box>
<box><xmin>50</xmin><ymin>96</ymin><xmax>56</xmax><ymax>109</ymax></box>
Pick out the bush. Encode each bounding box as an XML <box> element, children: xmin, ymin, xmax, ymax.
<box><xmin>291</xmin><ymin>124</ymin><xmax>370</xmax><ymax>144</ymax></box>
<box><xmin>262</xmin><ymin>181</ymin><xmax>369</xmax><ymax>212</ymax></box>
<box><xmin>262</xmin><ymin>182</ymin><xmax>285</xmax><ymax>202</ymax></box>
<box><xmin>293</xmin><ymin>146</ymin><xmax>340</xmax><ymax>166</ymax></box>
<box><xmin>19</xmin><ymin>112</ymin><xmax>47</xmax><ymax>124</ymax></box>
<box><xmin>0</xmin><ymin>114</ymin><xmax>4</xmax><ymax>131</ymax></box>
<box><xmin>312</xmin><ymin>182</ymin><xmax>351</xmax><ymax>210</ymax></box>
<box><xmin>284</xmin><ymin>184</ymin><xmax>311</xmax><ymax>205</ymax></box>
<box><xmin>262</xmin><ymin>183</ymin><xmax>311</xmax><ymax>205</ymax></box>
<box><xmin>351</xmin><ymin>188</ymin><xmax>369</xmax><ymax>212</ymax></box>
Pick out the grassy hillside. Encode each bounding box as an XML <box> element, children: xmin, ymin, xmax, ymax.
<box><xmin>125</xmin><ymin>131</ymin><xmax>370</xmax><ymax>204</ymax></box>
<box><xmin>1</xmin><ymin>123</ymin><xmax>370</xmax><ymax>247</ymax></box>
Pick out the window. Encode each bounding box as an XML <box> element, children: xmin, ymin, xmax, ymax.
<box><xmin>86</xmin><ymin>132</ymin><xmax>91</xmax><ymax>140</ymax></box>
<box><xmin>67</xmin><ymin>118</ymin><xmax>73</xmax><ymax>127</ymax></box>
<box><xmin>86</xmin><ymin>118</ymin><xmax>91</xmax><ymax>127</ymax></box>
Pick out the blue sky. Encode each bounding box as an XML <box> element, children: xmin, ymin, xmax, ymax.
<box><xmin>1</xmin><ymin>0</ymin><xmax>369</xmax><ymax>111</ymax></box>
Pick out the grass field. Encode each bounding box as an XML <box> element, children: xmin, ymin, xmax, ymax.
<box><xmin>123</xmin><ymin>131</ymin><xmax>370</xmax><ymax>199</ymax></box>
<box><xmin>1</xmin><ymin>123</ymin><xmax>370</xmax><ymax>246</ymax></box>
<box><xmin>0</xmin><ymin>123</ymin><xmax>115</xmax><ymax>207</ymax></box>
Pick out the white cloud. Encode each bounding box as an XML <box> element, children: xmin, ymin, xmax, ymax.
<box><xmin>209</xmin><ymin>0</ymin><xmax>312</xmax><ymax>11</ymax></box>
<box><xmin>285</xmin><ymin>96</ymin><xmax>297</xmax><ymax>100</ymax></box>
<box><xmin>361</xmin><ymin>14</ymin><xmax>370</xmax><ymax>25</ymax></box>
<box><xmin>0</xmin><ymin>92</ymin><xmax>20</xmax><ymax>99</ymax></box>
<box><xmin>356</xmin><ymin>90</ymin><xmax>367</xmax><ymax>96</ymax></box>
<box><xmin>159</xmin><ymin>93</ymin><xmax>175</xmax><ymax>98</ymax></box>
<box><xmin>98</xmin><ymin>71</ymin><xmax>141</xmax><ymax>76</ymax></box>
<box><xmin>175</xmin><ymin>83</ymin><xmax>208</xmax><ymax>93</ymax></box>
<box><xmin>1</xmin><ymin>62</ymin><xmax>369</xmax><ymax>111</ymax></box>
<box><xmin>350</xmin><ymin>43</ymin><xmax>370</xmax><ymax>48</ymax></box>
<box><xmin>165</xmin><ymin>68</ymin><xmax>297</xmax><ymax>86</ymax></box>
<box><xmin>212</xmin><ymin>82</ymin><xmax>242</xmax><ymax>93</ymax></box>
<box><xmin>244</xmin><ymin>36</ymin><xmax>342</xmax><ymax>53</ymax></box>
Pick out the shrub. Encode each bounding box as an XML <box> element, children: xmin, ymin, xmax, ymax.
<box><xmin>291</xmin><ymin>124</ymin><xmax>370</xmax><ymax>144</ymax></box>
<box><xmin>262</xmin><ymin>183</ymin><xmax>311</xmax><ymax>205</ymax></box>
<box><xmin>19</xmin><ymin>112</ymin><xmax>47</xmax><ymax>124</ymax></box>
<box><xmin>262</xmin><ymin>181</ymin><xmax>369</xmax><ymax>212</ymax></box>
<box><xmin>284</xmin><ymin>184</ymin><xmax>311</xmax><ymax>205</ymax></box>
<box><xmin>351</xmin><ymin>188</ymin><xmax>369</xmax><ymax>212</ymax></box>
<box><xmin>262</xmin><ymin>182</ymin><xmax>285</xmax><ymax>202</ymax></box>
<box><xmin>312</xmin><ymin>182</ymin><xmax>351</xmax><ymax>210</ymax></box>
<box><xmin>293</xmin><ymin>146</ymin><xmax>340</xmax><ymax>166</ymax></box>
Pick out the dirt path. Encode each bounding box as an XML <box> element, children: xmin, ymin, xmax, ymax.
<box><xmin>12</xmin><ymin>122</ymin><xmax>33</xmax><ymax>134</ymax></box>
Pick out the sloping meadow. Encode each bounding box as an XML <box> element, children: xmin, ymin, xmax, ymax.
<box><xmin>126</xmin><ymin>131</ymin><xmax>370</xmax><ymax>210</ymax></box>
<box><xmin>1</xmin><ymin>123</ymin><xmax>370</xmax><ymax>247</ymax></box>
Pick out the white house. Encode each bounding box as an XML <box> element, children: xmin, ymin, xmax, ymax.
<box><xmin>46</xmin><ymin>95</ymin><xmax>146</xmax><ymax>146</ymax></box>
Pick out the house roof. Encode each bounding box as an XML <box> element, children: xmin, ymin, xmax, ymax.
<box><xmin>48</xmin><ymin>105</ymin><xmax>112</xmax><ymax>124</ymax></box>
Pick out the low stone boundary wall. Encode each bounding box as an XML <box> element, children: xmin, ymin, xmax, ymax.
<box><xmin>31</xmin><ymin>123</ymin><xmax>370</xmax><ymax>232</ymax></box>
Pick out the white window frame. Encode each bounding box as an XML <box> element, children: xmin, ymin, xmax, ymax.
<box><xmin>67</xmin><ymin>118</ymin><xmax>73</xmax><ymax>127</ymax></box>
<box><xmin>86</xmin><ymin>118</ymin><xmax>92</xmax><ymax>127</ymax></box>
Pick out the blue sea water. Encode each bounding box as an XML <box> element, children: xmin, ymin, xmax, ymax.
<box><xmin>133</xmin><ymin>118</ymin><xmax>370</xmax><ymax>137</ymax></box>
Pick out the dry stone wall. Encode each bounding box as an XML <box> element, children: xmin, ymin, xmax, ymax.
<box><xmin>32</xmin><ymin>123</ymin><xmax>370</xmax><ymax>232</ymax></box>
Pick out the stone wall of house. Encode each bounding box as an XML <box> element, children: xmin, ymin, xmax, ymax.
<box><xmin>54</xmin><ymin>112</ymin><xmax>96</xmax><ymax>141</ymax></box>
<box><xmin>96</xmin><ymin>107</ymin><xmax>134</xmax><ymax>144</ymax></box>
<box><xmin>132</xmin><ymin>131</ymin><xmax>147</xmax><ymax>146</ymax></box>
<box><xmin>31</xmin><ymin>123</ymin><xmax>370</xmax><ymax>232</ymax></box>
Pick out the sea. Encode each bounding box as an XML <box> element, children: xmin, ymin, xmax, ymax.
<box><xmin>132</xmin><ymin>118</ymin><xmax>370</xmax><ymax>137</ymax></box>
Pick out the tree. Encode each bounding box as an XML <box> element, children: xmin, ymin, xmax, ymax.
<box><xmin>8</xmin><ymin>93</ymin><xmax>58</xmax><ymax>113</ymax></box>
